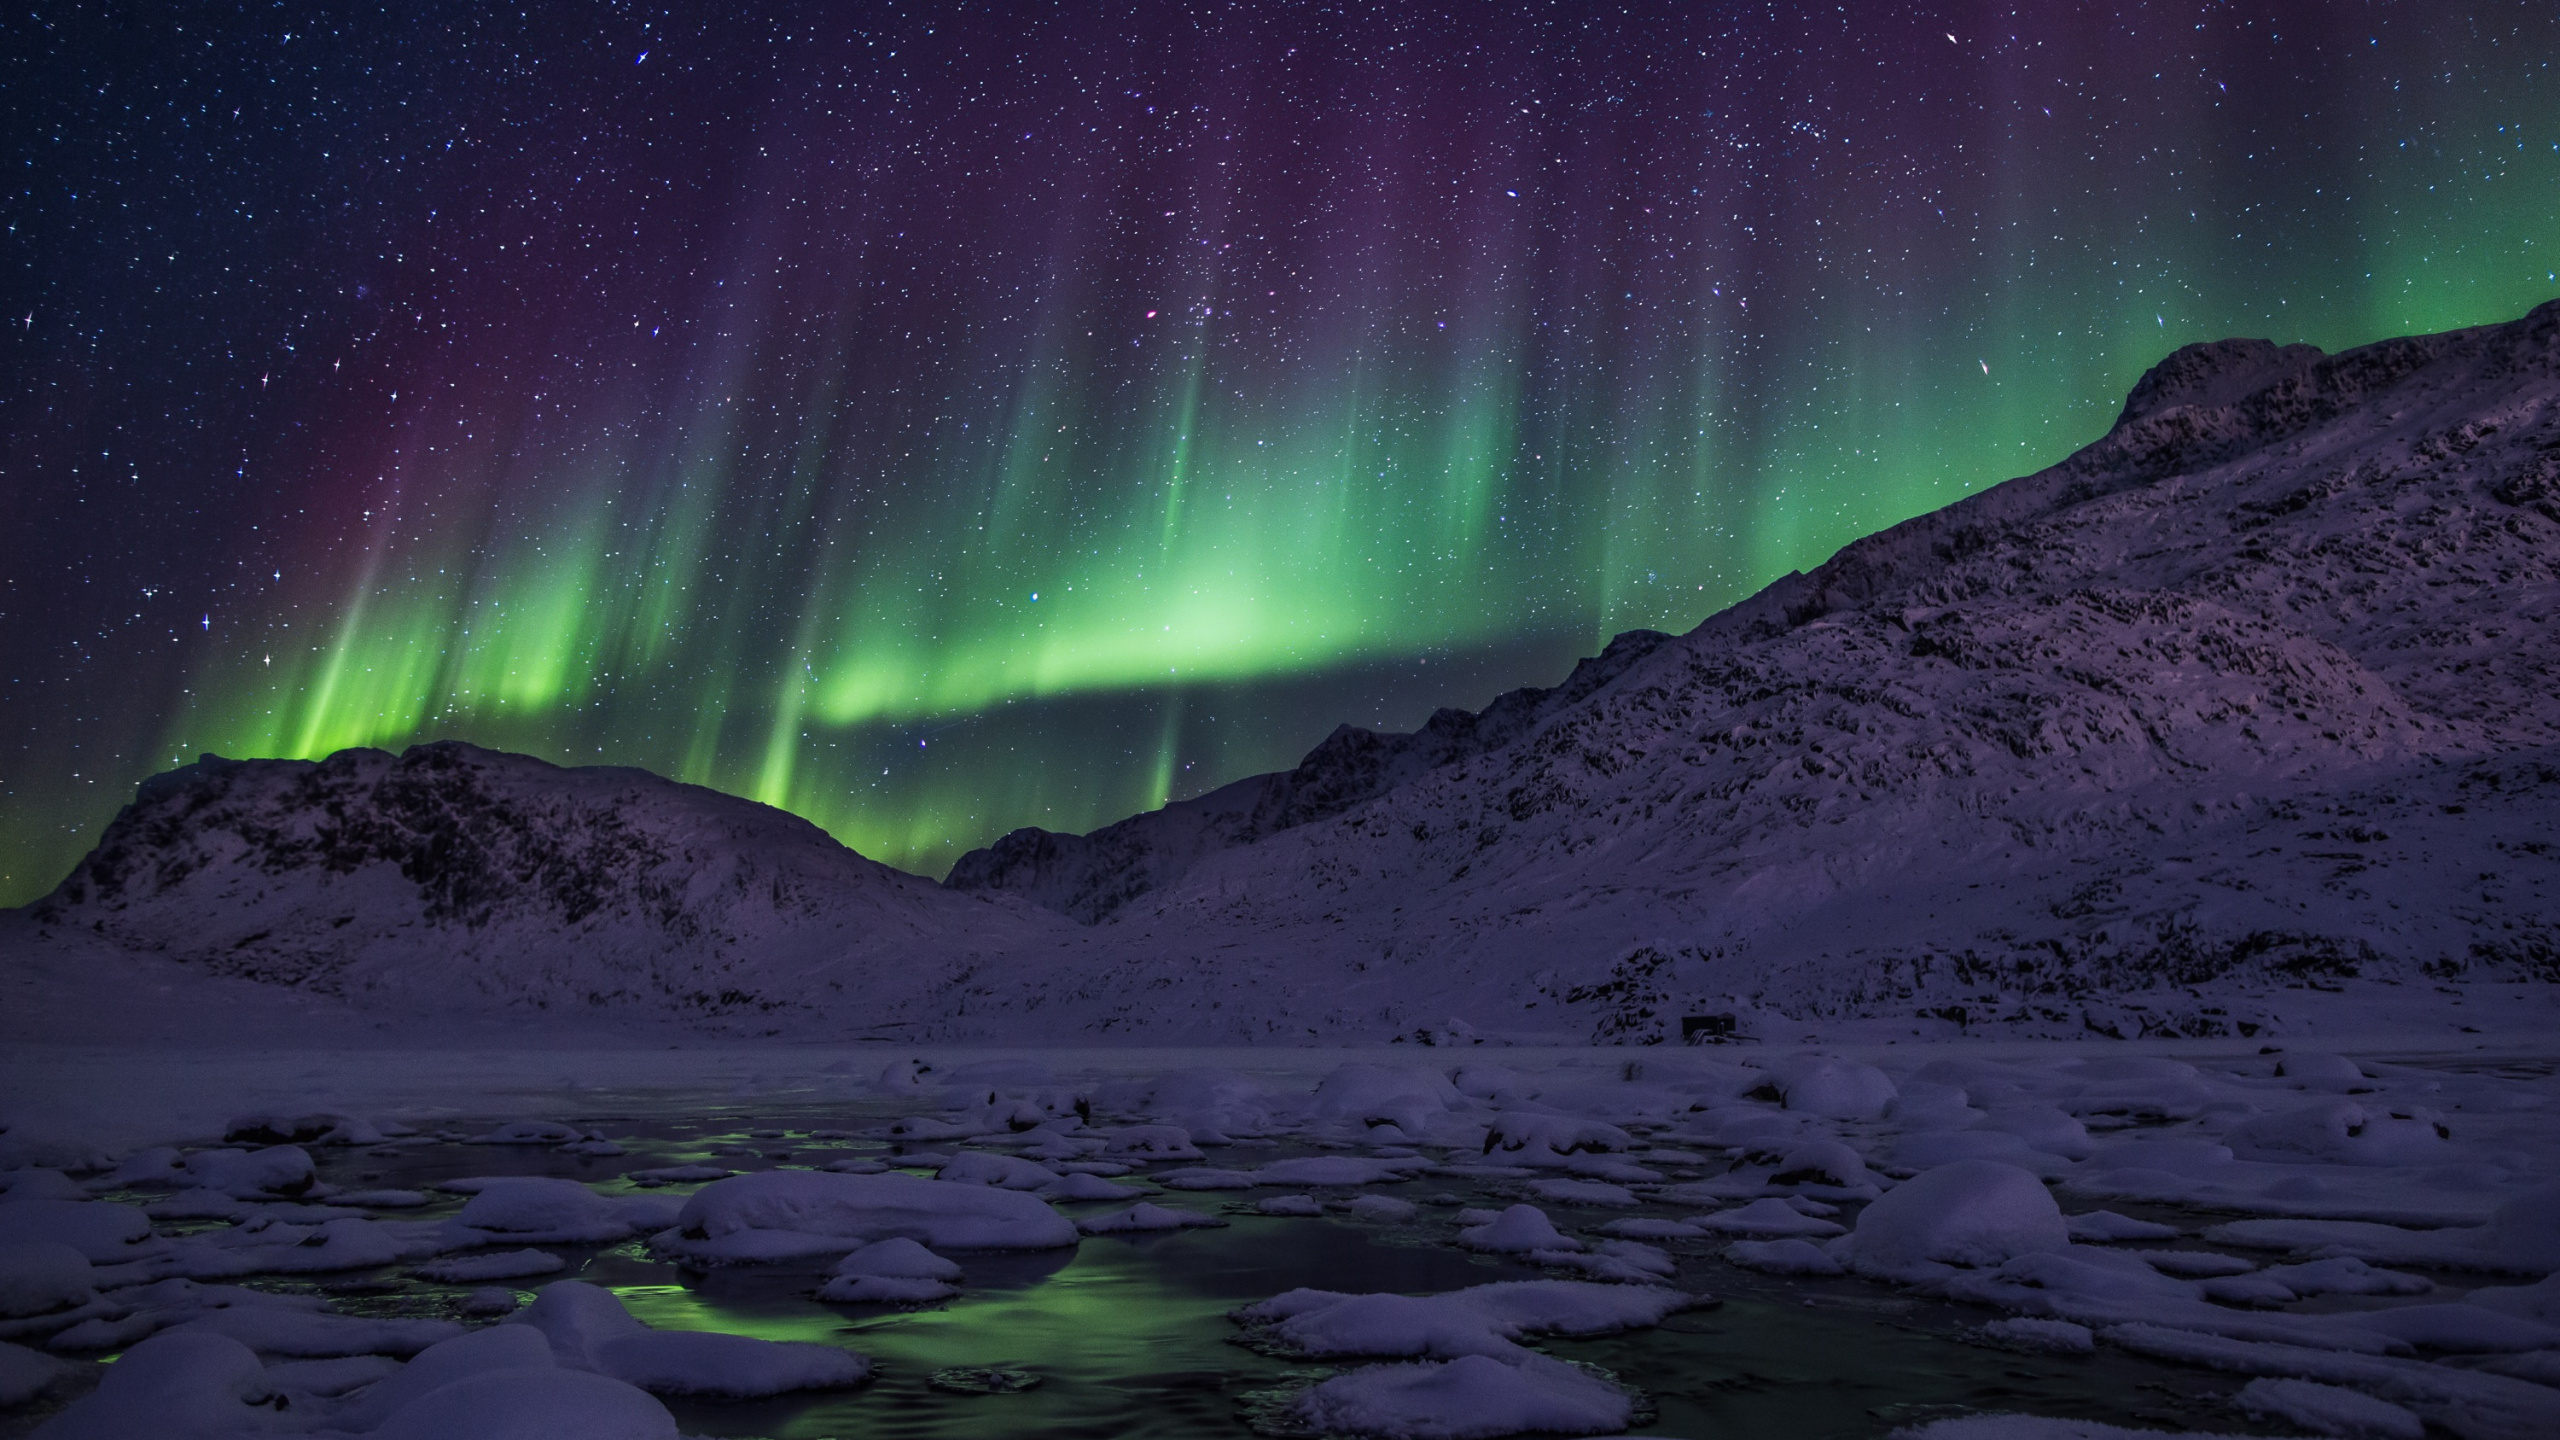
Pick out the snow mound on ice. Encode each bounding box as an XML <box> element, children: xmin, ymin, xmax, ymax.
<box><xmin>1888</xmin><ymin>1418</ymin><xmax>2259</xmax><ymax>1440</ymax></box>
<box><xmin>1078</xmin><ymin>1202</ymin><xmax>1226</xmax><ymax>1234</ymax></box>
<box><xmin>1723</xmin><ymin>1238</ymin><xmax>1844</xmax><ymax>1276</ymax></box>
<box><xmin>1850</xmin><ymin>1160</ymin><xmax>2069</xmax><ymax>1278</ymax></box>
<box><xmin>1287</xmin><ymin>1352</ymin><xmax>1634</xmax><ymax>1440</ymax></box>
<box><xmin>1235</xmin><ymin>1279</ymin><xmax>1691</xmax><ymax>1361</ymax></box>
<box><xmin>2235</xmin><ymin>1377</ymin><xmax>2425</xmax><ymax>1440</ymax></box>
<box><xmin>0</xmin><ymin>1242</ymin><xmax>94</xmax><ymax>1319</ymax></box>
<box><xmin>411</xmin><ymin>1249</ymin><xmax>567</xmax><ymax>1283</ymax></box>
<box><xmin>814</xmin><ymin>1237</ymin><xmax>963</xmax><ymax>1304</ymax></box>
<box><xmin>29</xmin><ymin>1330</ymin><xmax>289</xmax><ymax>1440</ymax></box>
<box><xmin>0</xmin><ymin>1339</ymin><xmax>61</xmax><ymax>1408</ymax></box>
<box><xmin>1456</xmin><ymin>1204</ymin><xmax>1579</xmax><ymax>1254</ymax></box>
<box><xmin>509</xmin><ymin>1280</ymin><xmax>869</xmax><ymax>1397</ymax></box>
<box><xmin>367</xmin><ymin>1368</ymin><xmax>681</xmax><ymax>1440</ymax></box>
<box><xmin>657</xmin><ymin>1170</ymin><xmax>1077</xmax><ymax>1262</ymax></box>
<box><xmin>453</xmin><ymin>1178</ymin><xmax>633</xmax><ymax>1243</ymax></box>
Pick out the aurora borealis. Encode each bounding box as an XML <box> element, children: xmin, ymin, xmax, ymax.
<box><xmin>6</xmin><ymin>3</ymin><xmax>2557</xmax><ymax>903</ymax></box>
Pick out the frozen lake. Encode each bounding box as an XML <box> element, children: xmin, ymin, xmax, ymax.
<box><xmin>4</xmin><ymin>1039</ymin><xmax>2557</xmax><ymax>1439</ymax></box>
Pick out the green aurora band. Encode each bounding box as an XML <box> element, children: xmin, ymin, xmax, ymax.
<box><xmin>7</xmin><ymin>4</ymin><xmax>2558</xmax><ymax>901</ymax></box>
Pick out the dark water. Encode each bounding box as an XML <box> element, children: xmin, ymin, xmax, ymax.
<box><xmin>77</xmin><ymin>1098</ymin><xmax>2297</xmax><ymax>1439</ymax></box>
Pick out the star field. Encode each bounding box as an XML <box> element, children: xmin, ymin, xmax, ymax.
<box><xmin>5</xmin><ymin>1</ymin><xmax>2556</xmax><ymax>900</ymax></box>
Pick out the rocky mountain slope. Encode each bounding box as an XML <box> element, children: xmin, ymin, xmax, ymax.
<box><xmin>930</xmin><ymin>302</ymin><xmax>2560</xmax><ymax>1040</ymax></box>
<box><xmin>943</xmin><ymin>627</ymin><xmax>1674</xmax><ymax>922</ymax></box>
<box><xmin>16</xmin><ymin>302</ymin><xmax>2560</xmax><ymax>1042</ymax></box>
<box><xmin>24</xmin><ymin>743</ymin><xmax>1067</xmax><ymax>1029</ymax></box>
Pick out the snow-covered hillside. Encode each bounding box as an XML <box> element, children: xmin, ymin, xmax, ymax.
<box><xmin>14</xmin><ymin>302</ymin><xmax>2560</xmax><ymax>1042</ymax></box>
<box><xmin>942</xmin><ymin>303</ymin><xmax>2560</xmax><ymax>1040</ymax></box>
<box><xmin>23</xmin><ymin>743</ymin><xmax>1067</xmax><ymax>1030</ymax></box>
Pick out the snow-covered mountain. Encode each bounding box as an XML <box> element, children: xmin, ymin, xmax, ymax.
<box><xmin>943</xmin><ymin>627</ymin><xmax>1676</xmax><ymax>923</ymax></box>
<box><xmin>17</xmin><ymin>301</ymin><xmax>2560</xmax><ymax>1042</ymax></box>
<box><xmin>938</xmin><ymin>302</ymin><xmax>2560</xmax><ymax>1040</ymax></box>
<box><xmin>24</xmin><ymin>742</ymin><xmax>1068</xmax><ymax>1030</ymax></box>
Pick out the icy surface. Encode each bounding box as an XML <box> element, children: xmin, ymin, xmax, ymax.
<box><xmin>4</xmin><ymin>1038</ymin><xmax>2560</xmax><ymax>1438</ymax></box>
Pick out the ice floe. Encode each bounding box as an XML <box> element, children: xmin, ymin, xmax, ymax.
<box><xmin>653</xmin><ymin>1169</ymin><xmax>1078</xmax><ymax>1262</ymax></box>
<box><xmin>1077</xmin><ymin>1202</ymin><xmax>1226</xmax><ymax>1234</ymax></box>
<box><xmin>510</xmin><ymin>1281</ymin><xmax>869</xmax><ymax>1396</ymax></box>
<box><xmin>1285</xmin><ymin>1352</ymin><xmax>1636</xmax><ymax>1440</ymax></box>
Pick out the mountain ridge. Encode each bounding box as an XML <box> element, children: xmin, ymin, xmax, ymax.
<box><xmin>16</xmin><ymin>300</ymin><xmax>2560</xmax><ymax>1042</ymax></box>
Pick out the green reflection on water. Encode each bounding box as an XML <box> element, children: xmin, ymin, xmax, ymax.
<box><xmin>600</xmin><ymin>1219</ymin><xmax>1499</xmax><ymax>1440</ymax></box>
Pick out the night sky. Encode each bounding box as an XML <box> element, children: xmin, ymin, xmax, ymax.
<box><xmin>6</xmin><ymin>2</ymin><xmax>2556</xmax><ymax>903</ymax></box>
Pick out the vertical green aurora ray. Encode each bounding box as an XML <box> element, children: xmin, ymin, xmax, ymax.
<box><xmin>23</xmin><ymin>5</ymin><xmax>2550</xmax><ymax>906</ymax></box>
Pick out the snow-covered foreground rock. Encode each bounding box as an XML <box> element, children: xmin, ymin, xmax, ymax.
<box><xmin>4</xmin><ymin>1041</ymin><xmax>2558</xmax><ymax>1438</ymax></box>
<box><xmin>8</xmin><ymin>302</ymin><xmax>2560</xmax><ymax>1043</ymax></box>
